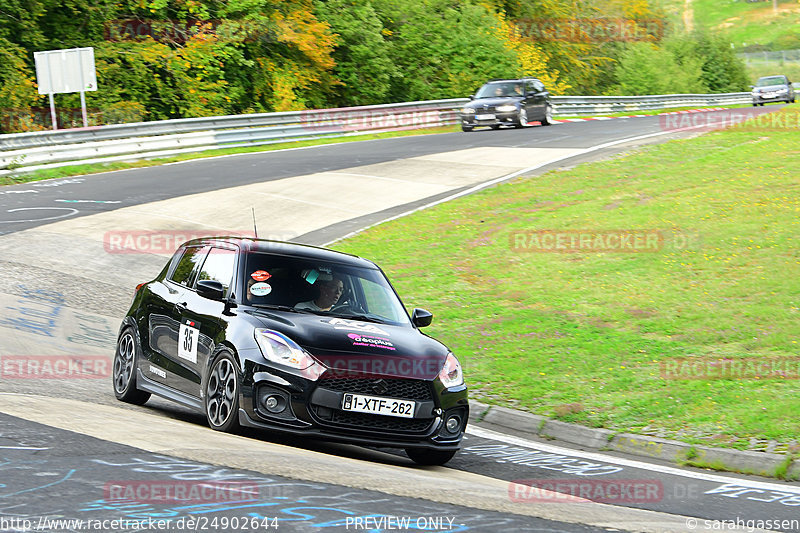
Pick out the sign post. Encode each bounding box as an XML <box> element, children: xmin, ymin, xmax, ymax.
<box><xmin>34</xmin><ymin>47</ymin><xmax>98</xmax><ymax>130</ymax></box>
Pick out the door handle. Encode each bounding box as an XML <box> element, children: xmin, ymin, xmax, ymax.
<box><xmin>175</xmin><ymin>302</ymin><xmax>188</xmax><ymax>314</ymax></box>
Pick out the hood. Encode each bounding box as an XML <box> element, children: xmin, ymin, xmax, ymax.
<box><xmin>754</xmin><ymin>84</ymin><xmax>789</xmax><ymax>91</ymax></box>
<box><xmin>464</xmin><ymin>97</ymin><xmax>521</xmax><ymax>109</ymax></box>
<box><xmin>246</xmin><ymin>309</ymin><xmax>449</xmax><ymax>380</ymax></box>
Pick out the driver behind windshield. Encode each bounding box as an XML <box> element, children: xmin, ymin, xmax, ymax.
<box><xmin>295</xmin><ymin>277</ymin><xmax>344</xmax><ymax>312</ymax></box>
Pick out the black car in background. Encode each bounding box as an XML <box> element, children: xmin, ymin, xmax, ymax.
<box><xmin>751</xmin><ymin>75</ymin><xmax>795</xmax><ymax>106</ymax></box>
<box><xmin>112</xmin><ymin>238</ymin><xmax>468</xmax><ymax>465</ymax></box>
<box><xmin>460</xmin><ymin>78</ymin><xmax>553</xmax><ymax>132</ymax></box>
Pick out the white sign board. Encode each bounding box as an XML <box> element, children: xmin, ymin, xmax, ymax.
<box><xmin>34</xmin><ymin>47</ymin><xmax>97</xmax><ymax>95</ymax></box>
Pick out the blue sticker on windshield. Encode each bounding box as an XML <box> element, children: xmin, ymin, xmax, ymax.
<box><xmin>304</xmin><ymin>269</ymin><xmax>319</xmax><ymax>284</ymax></box>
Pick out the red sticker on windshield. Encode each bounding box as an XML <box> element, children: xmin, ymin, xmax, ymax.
<box><xmin>251</xmin><ymin>270</ymin><xmax>271</xmax><ymax>281</ymax></box>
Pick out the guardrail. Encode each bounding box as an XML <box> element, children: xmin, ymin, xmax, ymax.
<box><xmin>0</xmin><ymin>92</ymin><xmax>750</xmax><ymax>176</ymax></box>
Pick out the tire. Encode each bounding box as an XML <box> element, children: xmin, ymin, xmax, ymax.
<box><xmin>112</xmin><ymin>327</ymin><xmax>151</xmax><ymax>405</ymax></box>
<box><xmin>752</xmin><ymin>103</ymin><xmax>758</xmax><ymax>107</ymax></box>
<box><xmin>461</xmin><ymin>125</ymin><xmax>473</xmax><ymax>132</ymax></box>
<box><xmin>405</xmin><ymin>448</ymin><xmax>458</xmax><ymax>466</ymax></box>
<box><xmin>514</xmin><ymin>107</ymin><xmax>527</xmax><ymax>128</ymax></box>
<box><xmin>205</xmin><ymin>350</ymin><xmax>241</xmax><ymax>433</ymax></box>
<box><xmin>490</xmin><ymin>125</ymin><xmax>501</xmax><ymax>130</ymax></box>
<box><xmin>541</xmin><ymin>104</ymin><xmax>553</xmax><ymax>126</ymax></box>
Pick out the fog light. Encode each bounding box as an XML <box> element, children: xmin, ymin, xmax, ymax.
<box><xmin>446</xmin><ymin>416</ymin><xmax>461</xmax><ymax>433</ymax></box>
<box><xmin>263</xmin><ymin>395</ymin><xmax>286</xmax><ymax>413</ymax></box>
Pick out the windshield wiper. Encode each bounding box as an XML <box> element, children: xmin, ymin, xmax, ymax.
<box><xmin>332</xmin><ymin>312</ymin><xmax>387</xmax><ymax>324</ymax></box>
<box><xmin>251</xmin><ymin>304</ymin><xmax>312</xmax><ymax>314</ymax></box>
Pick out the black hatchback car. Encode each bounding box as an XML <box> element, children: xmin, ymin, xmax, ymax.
<box><xmin>113</xmin><ymin>237</ymin><xmax>468</xmax><ymax>465</ymax></box>
<box><xmin>460</xmin><ymin>78</ymin><xmax>553</xmax><ymax>131</ymax></box>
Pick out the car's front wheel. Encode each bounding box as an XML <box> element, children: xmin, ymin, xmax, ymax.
<box><xmin>461</xmin><ymin>125</ymin><xmax>474</xmax><ymax>132</ymax></box>
<box><xmin>112</xmin><ymin>328</ymin><xmax>151</xmax><ymax>405</ymax></box>
<box><xmin>405</xmin><ymin>448</ymin><xmax>458</xmax><ymax>466</ymax></box>
<box><xmin>205</xmin><ymin>350</ymin><xmax>241</xmax><ymax>433</ymax></box>
<box><xmin>514</xmin><ymin>108</ymin><xmax>527</xmax><ymax>128</ymax></box>
<box><xmin>541</xmin><ymin>104</ymin><xmax>553</xmax><ymax>126</ymax></box>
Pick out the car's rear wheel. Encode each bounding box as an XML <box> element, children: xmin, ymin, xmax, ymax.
<box><xmin>113</xmin><ymin>328</ymin><xmax>151</xmax><ymax>405</ymax></box>
<box><xmin>541</xmin><ymin>104</ymin><xmax>553</xmax><ymax>126</ymax></box>
<box><xmin>461</xmin><ymin>125</ymin><xmax>473</xmax><ymax>132</ymax></box>
<box><xmin>405</xmin><ymin>448</ymin><xmax>458</xmax><ymax>466</ymax></box>
<box><xmin>490</xmin><ymin>124</ymin><xmax>501</xmax><ymax>130</ymax></box>
<box><xmin>205</xmin><ymin>350</ymin><xmax>241</xmax><ymax>433</ymax></box>
<box><xmin>514</xmin><ymin>108</ymin><xmax>527</xmax><ymax>128</ymax></box>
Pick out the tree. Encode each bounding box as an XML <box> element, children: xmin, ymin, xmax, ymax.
<box><xmin>314</xmin><ymin>0</ymin><xmax>395</xmax><ymax>106</ymax></box>
<box><xmin>609</xmin><ymin>41</ymin><xmax>706</xmax><ymax>95</ymax></box>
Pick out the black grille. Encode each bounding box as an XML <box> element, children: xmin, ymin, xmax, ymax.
<box><xmin>313</xmin><ymin>407</ymin><xmax>434</xmax><ymax>433</ymax></box>
<box><xmin>317</xmin><ymin>377</ymin><xmax>433</xmax><ymax>401</ymax></box>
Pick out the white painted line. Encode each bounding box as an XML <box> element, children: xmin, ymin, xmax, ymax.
<box><xmin>0</xmin><ymin>446</ymin><xmax>49</xmax><ymax>450</ymax></box>
<box><xmin>467</xmin><ymin>426</ymin><xmax>800</xmax><ymax>494</ymax></box>
<box><xmin>325</xmin><ymin>126</ymin><xmax>708</xmax><ymax>246</ymax></box>
<box><xmin>0</xmin><ymin>207</ymin><xmax>79</xmax><ymax>223</ymax></box>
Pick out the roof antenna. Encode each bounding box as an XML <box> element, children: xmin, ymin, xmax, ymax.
<box><xmin>251</xmin><ymin>207</ymin><xmax>258</xmax><ymax>239</ymax></box>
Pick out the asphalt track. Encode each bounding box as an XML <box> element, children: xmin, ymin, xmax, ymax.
<box><xmin>1</xmin><ymin>108</ymin><xmax>798</xmax><ymax>532</ymax></box>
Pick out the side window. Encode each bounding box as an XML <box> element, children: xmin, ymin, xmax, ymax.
<box><xmin>533</xmin><ymin>80</ymin><xmax>545</xmax><ymax>92</ymax></box>
<box><xmin>169</xmin><ymin>246</ymin><xmax>207</xmax><ymax>287</ymax></box>
<box><xmin>526</xmin><ymin>81</ymin><xmax>536</xmax><ymax>94</ymax></box>
<box><xmin>196</xmin><ymin>247</ymin><xmax>237</xmax><ymax>297</ymax></box>
<box><xmin>357</xmin><ymin>278</ymin><xmax>404</xmax><ymax>323</ymax></box>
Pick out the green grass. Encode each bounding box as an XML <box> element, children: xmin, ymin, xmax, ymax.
<box><xmin>334</xmin><ymin>105</ymin><xmax>800</xmax><ymax>449</ymax></box>
<box><xmin>0</xmin><ymin>125</ymin><xmax>459</xmax><ymax>187</ymax></box>
<box><xmin>690</xmin><ymin>0</ymin><xmax>800</xmax><ymax>50</ymax></box>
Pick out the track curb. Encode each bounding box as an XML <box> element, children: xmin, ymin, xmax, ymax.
<box><xmin>468</xmin><ymin>400</ymin><xmax>798</xmax><ymax>480</ymax></box>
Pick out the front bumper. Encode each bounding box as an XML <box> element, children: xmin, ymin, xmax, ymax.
<box><xmin>753</xmin><ymin>93</ymin><xmax>790</xmax><ymax>103</ymax></box>
<box><xmin>461</xmin><ymin>111</ymin><xmax>518</xmax><ymax>128</ymax></box>
<box><xmin>239</xmin><ymin>361</ymin><xmax>468</xmax><ymax>450</ymax></box>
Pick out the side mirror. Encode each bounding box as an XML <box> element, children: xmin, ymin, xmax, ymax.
<box><xmin>411</xmin><ymin>308</ymin><xmax>433</xmax><ymax>328</ymax></box>
<box><xmin>469</xmin><ymin>94</ymin><xmax>474</xmax><ymax>100</ymax></box>
<box><xmin>197</xmin><ymin>279</ymin><xmax>224</xmax><ymax>301</ymax></box>
<box><xmin>749</xmin><ymin>85</ymin><xmax>755</xmax><ymax>89</ymax></box>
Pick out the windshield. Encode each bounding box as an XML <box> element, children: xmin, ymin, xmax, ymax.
<box><xmin>475</xmin><ymin>81</ymin><xmax>524</xmax><ymax>98</ymax></box>
<box><xmin>755</xmin><ymin>76</ymin><xmax>787</xmax><ymax>87</ymax></box>
<box><xmin>242</xmin><ymin>253</ymin><xmax>411</xmax><ymax>326</ymax></box>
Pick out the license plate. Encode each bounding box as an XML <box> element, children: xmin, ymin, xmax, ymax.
<box><xmin>341</xmin><ymin>393</ymin><xmax>415</xmax><ymax>418</ymax></box>
<box><xmin>475</xmin><ymin>114</ymin><xmax>495</xmax><ymax>120</ymax></box>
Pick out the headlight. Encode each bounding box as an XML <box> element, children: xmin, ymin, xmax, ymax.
<box><xmin>254</xmin><ymin>329</ymin><xmax>318</xmax><ymax>371</ymax></box>
<box><xmin>438</xmin><ymin>352</ymin><xmax>464</xmax><ymax>388</ymax></box>
<box><xmin>496</xmin><ymin>105</ymin><xmax>517</xmax><ymax>113</ymax></box>
<box><xmin>461</xmin><ymin>108</ymin><xmax>475</xmax><ymax>114</ymax></box>
<box><xmin>778</xmin><ymin>88</ymin><xmax>788</xmax><ymax>93</ymax></box>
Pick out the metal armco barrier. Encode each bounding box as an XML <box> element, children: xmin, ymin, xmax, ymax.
<box><xmin>0</xmin><ymin>93</ymin><xmax>749</xmax><ymax>175</ymax></box>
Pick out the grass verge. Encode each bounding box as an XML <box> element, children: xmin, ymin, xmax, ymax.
<box><xmin>334</xmin><ymin>105</ymin><xmax>800</xmax><ymax>449</ymax></box>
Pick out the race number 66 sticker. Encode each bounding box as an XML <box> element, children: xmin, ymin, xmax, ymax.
<box><xmin>178</xmin><ymin>320</ymin><xmax>199</xmax><ymax>363</ymax></box>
